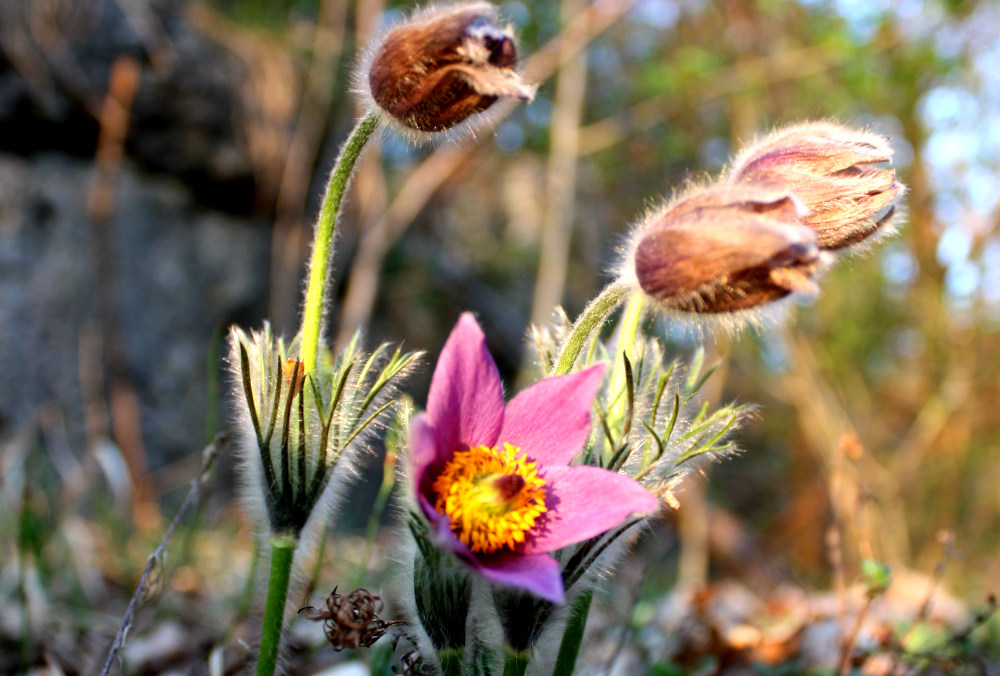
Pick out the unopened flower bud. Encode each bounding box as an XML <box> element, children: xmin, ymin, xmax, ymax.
<box><xmin>365</xmin><ymin>3</ymin><xmax>534</xmax><ymax>133</ymax></box>
<box><xmin>728</xmin><ymin>122</ymin><xmax>904</xmax><ymax>250</ymax></box>
<box><xmin>628</xmin><ymin>185</ymin><xmax>823</xmax><ymax>313</ymax></box>
<box><xmin>229</xmin><ymin>324</ymin><xmax>418</xmax><ymax>536</ymax></box>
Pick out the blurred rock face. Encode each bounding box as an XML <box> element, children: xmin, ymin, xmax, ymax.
<box><xmin>0</xmin><ymin>0</ymin><xmax>255</xmax><ymax>210</ymax></box>
<box><xmin>0</xmin><ymin>153</ymin><xmax>270</xmax><ymax>466</ymax></box>
<box><xmin>0</xmin><ymin>0</ymin><xmax>276</xmax><ymax>466</ymax></box>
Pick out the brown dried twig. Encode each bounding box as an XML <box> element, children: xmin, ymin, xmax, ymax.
<box><xmin>89</xmin><ymin>55</ymin><xmax>161</xmax><ymax>531</ymax></box>
<box><xmin>837</xmin><ymin>593</ymin><xmax>876</xmax><ymax>676</ymax></box>
<box><xmin>915</xmin><ymin>530</ymin><xmax>957</xmax><ymax>625</ymax></box>
<box><xmin>99</xmin><ymin>433</ymin><xmax>227</xmax><ymax>676</ymax></box>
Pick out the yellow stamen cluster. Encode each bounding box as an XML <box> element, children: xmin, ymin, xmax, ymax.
<box><xmin>432</xmin><ymin>443</ymin><xmax>547</xmax><ymax>554</ymax></box>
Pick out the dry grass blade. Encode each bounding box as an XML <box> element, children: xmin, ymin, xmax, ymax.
<box><xmin>99</xmin><ymin>433</ymin><xmax>227</xmax><ymax>676</ymax></box>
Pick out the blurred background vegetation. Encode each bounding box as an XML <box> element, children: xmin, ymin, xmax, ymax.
<box><xmin>2</xmin><ymin>0</ymin><xmax>1000</xmax><ymax>672</ymax></box>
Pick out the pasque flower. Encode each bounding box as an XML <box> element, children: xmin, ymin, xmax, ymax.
<box><xmin>728</xmin><ymin>121</ymin><xmax>904</xmax><ymax>250</ymax></box>
<box><xmin>409</xmin><ymin>314</ymin><xmax>657</xmax><ymax>603</ymax></box>
<box><xmin>365</xmin><ymin>2</ymin><xmax>534</xmax><ymax>133</ymax></box>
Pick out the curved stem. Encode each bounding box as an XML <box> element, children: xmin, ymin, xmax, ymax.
<box><xmin>257</xmin><ymin>535</ymin><xmax>297</xmax><ymax>676</ymax></box>
<box><xmin>551</xmin><ymin>589</ymin><xmax>593</xmax><ymax>676</ymax></box>
<box><xmin>300</xmin><ymin>111</ymin><xmax>380</xmax><ymax>374</ymax></box>
<box><xmin>608</xmin><ymin>292</ymin><xmax>645</xmax><ymax>391</ymax></box>
<box><xmin>554</xmin><ymin>282</ymin><xmax>630</xmax><ymax>375</ymax></box>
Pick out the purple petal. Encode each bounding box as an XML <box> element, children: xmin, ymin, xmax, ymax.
<box><xmin>409</xmin><ymin>414</ymin><xmax>449</xmax><ymax>509</ymax></box>
<box><xmin>522</xmin><ymin>466</ymin><xmax>659</xmax><ymax>555</ymax></box>
<box><xmin>426</xmin><ymin>313</ymin><xmax>505</xmax><ymax>453</ymax></box>
<box><xmin>409</xmin><ymin>415</ymin><xmax>480</xmax><ymax>560</ymax></box>
<box><xmin>476</xmin><ymin>552</ymin><xmax>565</xmax><ymax>603</ymax></box>
<box><xmin>417</xmin><ymin>484</ymin><xmax>563</xmax><ymax>602</ymax></box>
<box><xmin>408</xmin><ymin>414</ymin><xmax>438</xmax><ymax>488</ymax></box>
<box><xmin>498</xmin><ymin>364</ymin><xmax>606</xmax><ymax>466</ymax></box>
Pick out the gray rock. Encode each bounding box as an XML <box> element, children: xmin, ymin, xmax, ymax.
<box><xmin>0</xmin><ymin>152</ymin><xmax>269</xmax><ymax>467</ymax></box>
<box><xmin>0</xmin><ymin>0</ymin><xmax>253</xmax><ymax>201</ymax></box>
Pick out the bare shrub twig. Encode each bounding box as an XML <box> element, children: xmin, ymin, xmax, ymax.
<box><xmin>99</xmin><ymin>432</ymin><xmax>227</xmax><ymax>676</ymax></box>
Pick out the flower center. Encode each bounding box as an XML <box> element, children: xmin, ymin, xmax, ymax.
<box><xmin>432</xmin><ymin>443</ymin><xmax>547</xmax><ymax>554</ymax></box>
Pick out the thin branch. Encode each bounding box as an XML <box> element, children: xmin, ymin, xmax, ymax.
<box><xmin>837</xmin><ymin>594</ymin><xmax>874</xmax><ymax>676</ymax></box>
<box><xmin>100</xmin><ymin>433</ymin><xmax>227</xmax><ymax>676</ymax></box>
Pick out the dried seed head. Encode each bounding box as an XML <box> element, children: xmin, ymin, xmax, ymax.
<box><xmin>728</xmin><ymin>122</ymin><xmax>905</xmax><ymax>250</ymax></box>
<box><xmin>628</xmin><ymin>185</ymin><xmax>823</xmax><ymax>313</ymax></box>
<box><xmin>365</xmin><ymin>3</ymin><xmax>534</xmax><ymax>133</ymax></box>
<box><xmin>300</xmin><ymin>586</ymin><xmax>403</xmax><ymax>651</ymax></box>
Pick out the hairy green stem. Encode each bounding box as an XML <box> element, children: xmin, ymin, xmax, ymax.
<box><xmin>257</xmin><ymin>535</ymin><xmax>297</xmax><ymax>676</ymax></box>
<box><xmin>300</xmin><ymin>111</ymin><xmax>380</xmax><ymax>374</ymax></box>
<box><xmin>604</xmin><ymin>292</ymin><xmax>645</xmax><ymax>462</ymax></box>
<box><xmin>438</xmin><ymin>648</ymin><xmax>464</xmax><ymax>676</ymax></box>
<box><xmin>549</xmin><ymin>287</ymin><xmax>634</xmax><ymax>665</ymax></box>
<box><xmin>554</xmin><ymin>282</ymin><xmax>631</xmax><ymax>375</ymax></box>
<box><xmin>502</xmin><ymin>647</ymin><xmax>530</xmax><ymax>676</ymax></box>
<box><xmin>608</xmin><ymin>292</ymin><xmax>645</xmax><ymax>394</ymax></box>
<box><xmin>552</xmin><ymin>589</ymin><xmax>593</xmax><ymax>676</ymax></box>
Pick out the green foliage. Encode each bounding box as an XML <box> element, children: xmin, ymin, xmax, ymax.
<box><xmin>409</xmin><ymin>512</ymin><xmax>473</xmax><ymax>660</ymax></box>
<box><xmin>649</xmin><ymin>662</ymin><xmax>688</xmax><ymax>676</ymax></box>
<box><xmin>860</xmin><ymin>558</ymin><xmax>892</xmax><ymax>596</ymax></box>
<box><xmin>213</xmin><ymin>0</ymin><xmax>320</xmax><ymax>29</ymax></box>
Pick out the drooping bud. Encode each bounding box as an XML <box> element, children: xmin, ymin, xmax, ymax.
<box><xmin>365</xmin><ymin>3</ymin><xmax>534</xmax><ymax>133</ymax></box>
<box><xmin>728</xmin><ymin>122</ymin><xmax>904</xmax><ymax>250</ymax></box>
<box><xmin>628</xmin><ymin>185</ymin><xmax>823</xmax><ymax>313</ymax></box>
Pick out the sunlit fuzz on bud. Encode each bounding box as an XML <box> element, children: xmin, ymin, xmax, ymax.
<box><xmin>727</xmin><ymin>121</ymin><xmax>905</xmax><ymax>250</ymax></box>
<box><xmin>363</xmin><ymin>2</ymin><xmax>534</xmax><ymax>133</ymax></box>
<box><xmin>624</xmin><ymin>185</ymin><xmax>824</xmax><ymax>314</ymax></box>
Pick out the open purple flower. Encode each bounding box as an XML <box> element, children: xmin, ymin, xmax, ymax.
<box><xmin>409</xmin><ymin>314</ymin><xmax>658</xmax><ymax>603</ymax></box>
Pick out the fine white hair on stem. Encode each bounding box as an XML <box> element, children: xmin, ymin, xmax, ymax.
<box><xmin>386</xmin><ymin>513</ymin><xmax>465</xmax><ymax>673</ymax></box>
<box><xmin>227</xmin><ymin>326</ymin><xmax>273</xmax><ymax>540</ymax></box>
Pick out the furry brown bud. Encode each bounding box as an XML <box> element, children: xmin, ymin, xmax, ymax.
<box><xmin>366</xmin><ymin>3</ymin><xmax>534</xmax><ymax>132</ymax></box>
<box><xmin>728</xmin><ymin>122</ymin><xmax>904</xmax><ymax>250</ymax></box>
<box><xmin>630</xmin><ymin>185</ymin><xmax>822</xmax><ymax>313</ymax></box>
